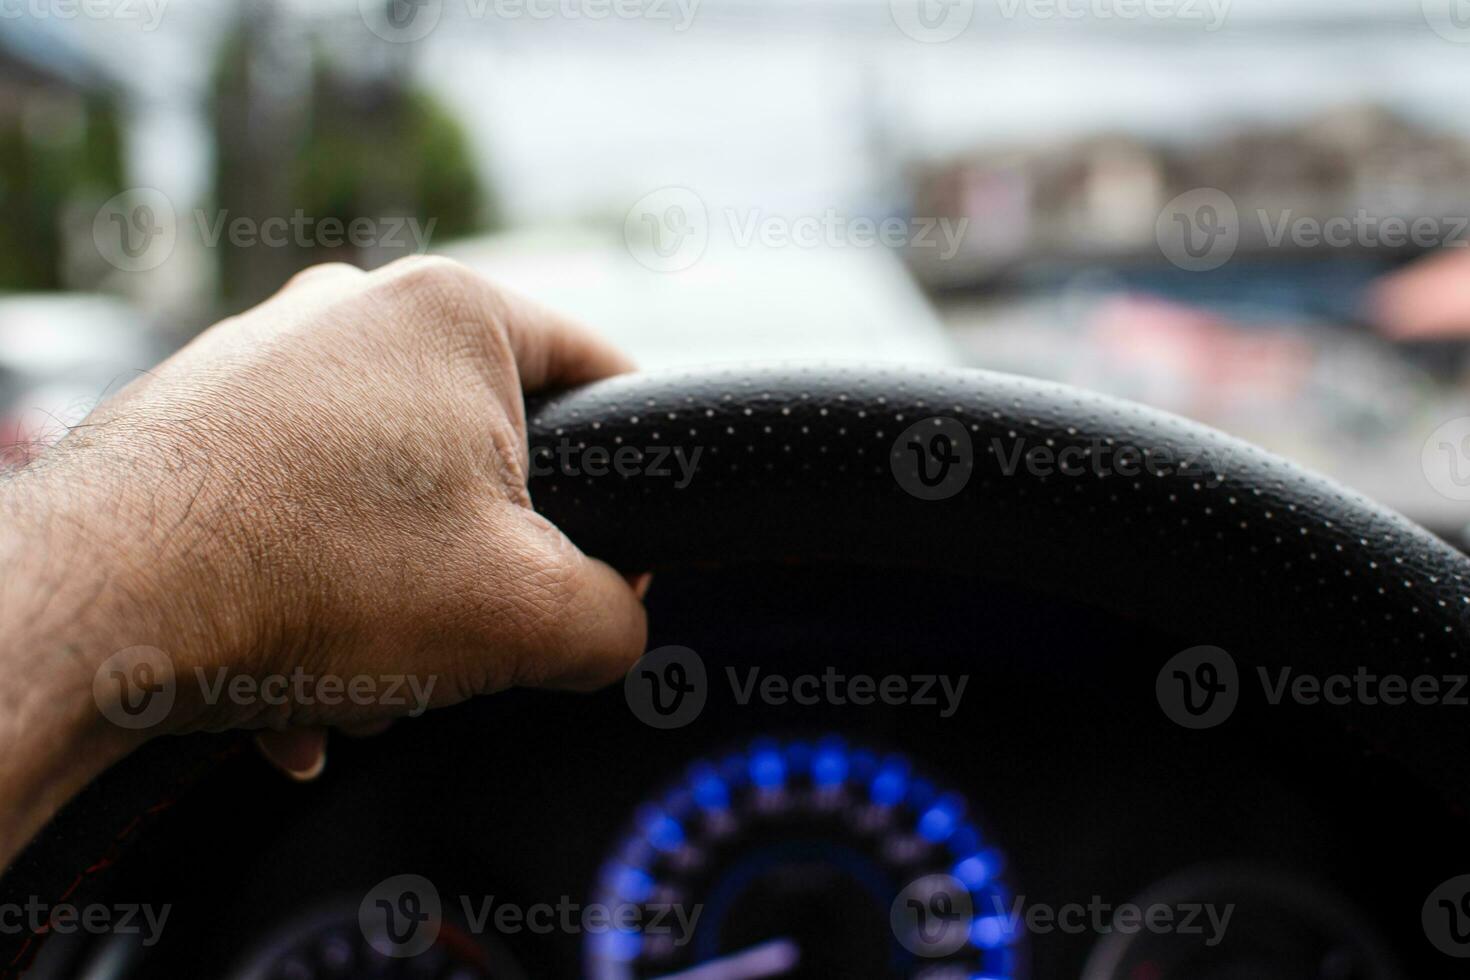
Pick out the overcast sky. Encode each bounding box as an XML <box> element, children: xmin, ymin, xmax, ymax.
<box><xmin>25</xmin><ymin>0</ymin><xmax>1470</xmax><ymax>225</ymax></box>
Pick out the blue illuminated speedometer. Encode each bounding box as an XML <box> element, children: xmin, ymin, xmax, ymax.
<box><xmin>586</xmin><ymin>736</ymin><xmax>1021</xmax><ymax>980</ymax></box>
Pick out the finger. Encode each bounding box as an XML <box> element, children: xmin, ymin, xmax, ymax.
<box><xmin>626</xmin><ymin>572</ymin><xmax>653</xmax><ymax>602</ymax></box>
<box><xmin>338</xmin><ymin>718</ymin><xmax>395</xmax><ymax>738</ymax></box>
<box><xmin>369</xmin><ymin>256</ymin><xmax>634</xmax><ymax>392</ymax></box>
<box><xmin>491</xmin><ymin>285</ymin><xmax>637</xmax><ymax>392</ymax></box>
<box><xmin>497</xmin><ymin>514</ymin><xmax>649</xmax><ymax>693</ymax></box>
<box><xmin>255</xmin><ymin>729</ymin><xmax>328</xmax><ymax>782</ymax></box>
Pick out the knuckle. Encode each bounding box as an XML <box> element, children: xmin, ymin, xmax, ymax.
<box><xmin>379</xmin><ymin>254</ymin><xmax>476</xmax><ymax>294</ymax></box>
<box><xmin>376</xmin><ymin>256</ymin><xmax>500</xmax><ymax>346</ymax></box>
<box><xmin>286</xmin><ymin>262</ymin><xmax>361</xmax><ymax>290</ymax></box>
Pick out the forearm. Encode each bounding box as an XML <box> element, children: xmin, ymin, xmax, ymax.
<box><xmin>0</xmin><ymin>445</ymin><xmax>235</xmax><ymax>871</ymax></box>
<box><xmin>0</xmin><ymin>629</ymin><xmax>135</xmax><ymax>873</ymax></box>
<box><xmin>0</xmin><ymin>470</ymin><xmax>135</xmax><ymax>868</ymax></box>
<box><xmin>0</xmin><ymin>256</ymin><xmax>650</xmax><ymax>870</ymax></box>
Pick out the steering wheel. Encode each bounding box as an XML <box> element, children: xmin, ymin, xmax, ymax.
<box><xmin>3</xmin><ymin>363</ymin><xmax>1467</xmax><ymax>976</ymax></box>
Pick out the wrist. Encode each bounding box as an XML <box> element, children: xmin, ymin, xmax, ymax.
<box><xmin>0</xmin><ymin>639</ymin><xmax>140</xmax><ymax>871</ymax></box>
<box><xmin>0</xmin><ymin>482</ymin><xmax>134</xmax><ymax>866</ymax></box>
<box><xmin>0</xmin><ymin>435</ymin><xmax>267</xmax><ymax>736</ymax></box>
<box><xmin>0</xmin><ymin>454</ymin><xmax>213</xmax><ymax>865</ymax></box>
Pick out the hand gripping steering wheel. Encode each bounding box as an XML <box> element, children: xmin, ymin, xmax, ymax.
<box><xmin>2</xmin><ymin>363</ymin><xmax>1467</xmax><ymax>975</ymax></box>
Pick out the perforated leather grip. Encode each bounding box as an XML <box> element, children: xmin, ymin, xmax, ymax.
<box><xmin>524</xmin><ymin>364</ymin><xmax>1470</xmax><ymax>789</ymax></box>
<box><xmin>4</xmin><ymin>363</ymin><xmax>1467</xmax><ymax>975</ymax></box>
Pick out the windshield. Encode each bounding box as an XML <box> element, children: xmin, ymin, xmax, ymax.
<box><xmin>2</xmin><ymin>0</ymin><xmax>1469</xmax><ymax>537</ymax></box>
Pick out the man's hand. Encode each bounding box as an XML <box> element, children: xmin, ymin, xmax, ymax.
<box><xmin>0</xmin><ymin>258</ymin><xmax>647</xmax><ymax>864</ymax></box>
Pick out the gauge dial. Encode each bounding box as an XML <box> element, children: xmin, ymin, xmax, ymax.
<box><xmin>230</xmin><ymin>900</ymin><xmax>524</xmax><ymax>980</ymax></box>
<box><xmin>1081</xmin><ymin>865</ymin><xmax>1403</xmax><ymax>980</ymax></box>
<box><xmin>588</xmin><ymin>736</ymin><xmax>1021</xmax><ymax>980</ymax></box>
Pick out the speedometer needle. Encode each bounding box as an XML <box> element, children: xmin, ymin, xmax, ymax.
<box><xmin>651</xmin><ymin>938</ymin><xmax>801</xmax><ymax>980</ymax></box>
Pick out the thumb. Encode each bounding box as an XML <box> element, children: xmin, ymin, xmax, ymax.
<box><xmin>496</xmin><ymin>513</ymin><xmax>649</xmax><ymax>693</ymax></box>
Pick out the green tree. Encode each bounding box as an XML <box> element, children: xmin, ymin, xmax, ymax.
<box><xmin>0</xmin><ymin>93</ymin><xmax>124</xmax><ymax>291</ymax></box>
<box><xmin>210</xmin><ymin>10</ymin><xmax>491</xmax><ymax>310</ymax></box>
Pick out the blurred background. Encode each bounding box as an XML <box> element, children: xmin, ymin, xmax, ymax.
<box><xmin>3</xmin><ymin>0</ymin><xmax>1470</xmax><ymax>542</ymax></box>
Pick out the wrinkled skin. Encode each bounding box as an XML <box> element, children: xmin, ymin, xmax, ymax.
<box><xmin>0</xmin><ymin>257</ymin><xmax>647</xmax><ymax>864</ymax></box>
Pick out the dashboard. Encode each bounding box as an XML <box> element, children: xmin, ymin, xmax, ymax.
<box><xmin>33</xmin><ymin>565</ymin><xmax>1468</xmax><ymax>979</ymax></box>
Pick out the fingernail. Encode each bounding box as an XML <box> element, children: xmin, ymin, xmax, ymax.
<box><xmin>255</xmin><ymin>730</ymin><xmax>328</xmax><ymax>782</ymax></box>
<box><xmin>628</xmin><ymin>572</ymin><xmax>653</xmax><ymax>601</ymax></box>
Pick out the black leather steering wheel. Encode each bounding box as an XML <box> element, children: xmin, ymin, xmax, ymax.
<box><xmin>3</xmin><ymin>363</ymin><xmax>1468</xmax><ymax>976</ymax></box>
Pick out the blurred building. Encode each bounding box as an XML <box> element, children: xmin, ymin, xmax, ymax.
<box><xmin>208</xmin><ymin>1</ymin><xmax>489</xmax><ymax>311</ymax></box>
<box><xmin>910</xmin><ymin>106</ymin><xmax>1470</xmax><ymax>289</ymax></box>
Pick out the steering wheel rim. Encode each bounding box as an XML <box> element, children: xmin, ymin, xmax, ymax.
<box><xmin>4</xmin><ymin>362</ymin><xmax>1467</xmax><ymax>975</ymax></box>
<box><xmin>532</xmin><ymin>362</ymin><xmax>1467</xmax><ymax>645</ymax></box>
